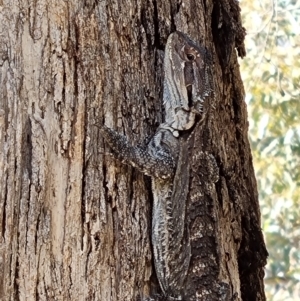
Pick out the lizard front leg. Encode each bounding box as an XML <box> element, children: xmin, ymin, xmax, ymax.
<box><xmin>100</xmin><ymin>125</ymin><xmax>179</xmax><ymax>180</ymax></box>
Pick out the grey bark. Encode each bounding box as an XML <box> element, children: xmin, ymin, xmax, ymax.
<box><xmin>0</xmin><ymin>0</ymin><xmax>267</xmax><ymax>301</ymax></box>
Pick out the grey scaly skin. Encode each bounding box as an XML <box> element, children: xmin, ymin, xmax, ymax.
<box><xmin>163</xmin><ymin>31</ymin><xmax>213</xmax><ymax>134</ymax></box>
<box><xmin>99</xmin><ymin>31</ymin><xmax>214</xmax><ymax>300</ymax></box>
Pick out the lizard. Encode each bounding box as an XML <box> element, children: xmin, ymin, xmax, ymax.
<box><xmin>99</xmin><ymin>31</ymin><xmax>214</xmax><ymax>300</ymax></box>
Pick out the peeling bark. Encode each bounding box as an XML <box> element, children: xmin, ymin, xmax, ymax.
<box><xmin>0</xmin><ymin>0</ymin><xmax>267</xmax><ymax>300</ymax></box>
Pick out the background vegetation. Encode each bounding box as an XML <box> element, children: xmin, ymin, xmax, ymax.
<box><xmin>240</xmin><ymin>0</ymin><xmax>300</xmax><ymax>300</ymax></box>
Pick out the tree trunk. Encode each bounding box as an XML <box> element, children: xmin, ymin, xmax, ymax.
<box><xmin>0</xmin><ymin>0</ymin><xmax>267</xmax><ymax>301</ymax></box>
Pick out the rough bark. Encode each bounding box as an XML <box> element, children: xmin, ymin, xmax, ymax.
<box><xmin>0</xmin><ymin>0</ymin><xmax>267</xmax><ymax>301</ymax></box>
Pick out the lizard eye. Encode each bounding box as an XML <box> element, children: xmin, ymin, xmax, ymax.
<box><xmin>187</xmin><ymin>53</ymin><xmax>195</xmax><ymax>61</ymax></box>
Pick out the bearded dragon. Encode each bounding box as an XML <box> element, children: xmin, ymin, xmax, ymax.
<box><xmin>99</xmin><ymin>31</ymin><xmax>214</xmax><ymax>300</ymax></box>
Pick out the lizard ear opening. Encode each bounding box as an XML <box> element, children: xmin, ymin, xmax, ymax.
<box><xmin>187</xmin><ymin>85</ymin><xmax>193</xmax><ymax>108</ymax></box>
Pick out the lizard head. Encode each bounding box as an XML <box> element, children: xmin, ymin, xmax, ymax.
<box><xmin>163</xmin><ymin>31</ymin><xmax>213</xmax><ymax>130</ymax></box>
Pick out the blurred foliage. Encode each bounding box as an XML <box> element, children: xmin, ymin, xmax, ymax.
<box><xmin>239</xmin><ymin>0</ymin><xmax>300</xmax><ymax>300</ymax></box>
